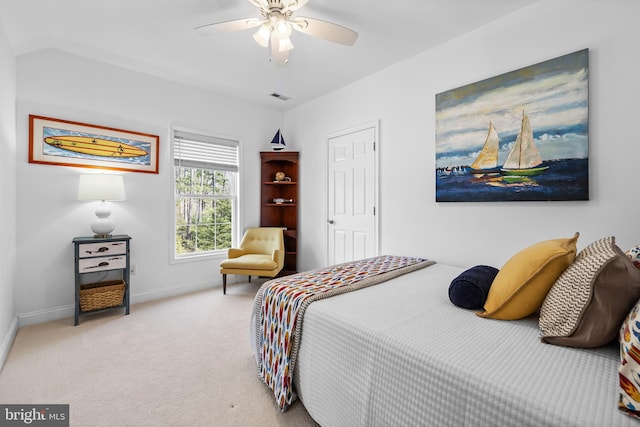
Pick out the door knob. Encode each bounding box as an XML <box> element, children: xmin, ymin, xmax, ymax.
<box><xmin>328</xmin><ymin>220</ymin><xmax>334</xmax><ymax>224</ymax></box>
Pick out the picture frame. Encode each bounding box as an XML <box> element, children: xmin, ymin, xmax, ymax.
<box><xmin>435</xmin><ymin>49</ymin><xmax>589</xmax><ymax>202</ymax></box>
<box><xmin>29</xmin><ymin>115</ymin><xmax>160</xmax><ymax>174</ymax></box>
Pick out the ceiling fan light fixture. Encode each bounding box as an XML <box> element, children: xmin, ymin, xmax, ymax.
<box><xmin>253</xmin><ymin>23</ymin><xmax>271</xmax><ymax>47</ymax></box>
<box><xmin>278</xmin><ymin>37</ymin><xmax>294</xmax><ymax>52</ymax></box>
<box><xmin>276</xmin><ymin>19</ymin><xmax>291</xmax><ymax>36</ymax></box>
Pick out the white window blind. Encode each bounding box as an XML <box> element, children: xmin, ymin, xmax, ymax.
<box><xmin>174</xmin><ymin>129</ymin><xmax>238</xmax><ymax>172</ymax></box>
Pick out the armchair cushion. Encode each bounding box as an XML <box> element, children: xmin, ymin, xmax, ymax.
<box><xmin>220</xmin><ymin>254</ymin><xmax>278</xmax><ymax>271</ymax></box>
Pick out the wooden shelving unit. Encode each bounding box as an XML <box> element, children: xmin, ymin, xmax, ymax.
<box><xmin>260</xmin><ymin>151</ymin><xmax>298</xmax><ymax>276</ymax></box>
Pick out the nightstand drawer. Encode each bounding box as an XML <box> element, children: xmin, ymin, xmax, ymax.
<box><xmin>78</xmin><ymin>255</ymin><xmax>127</xmax><ymax>273</ymax></box>
<box><xmin>78</xmin><ymin>241</ymin><xmax>127</xmax><ymax>258</ymax></box>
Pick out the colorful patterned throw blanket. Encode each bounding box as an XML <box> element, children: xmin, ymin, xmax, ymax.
<box><xmin>253</xmin><ymin>255</ymin><xmax>435</xmax><ymax>411</ymax></box>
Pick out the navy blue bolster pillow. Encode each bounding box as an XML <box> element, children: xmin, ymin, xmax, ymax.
<box><xmin>449</xmin><ymin>265</ymin><xmax>499</xmax><ymax>309</ymax></box>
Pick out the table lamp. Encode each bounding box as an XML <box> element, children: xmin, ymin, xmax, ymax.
<box><xmin>77</xmin><ymin>174</ymin><xmax>126</xmax><ymax>238</ymax></box>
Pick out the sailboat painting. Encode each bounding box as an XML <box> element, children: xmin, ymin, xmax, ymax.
<box><xmin>435</xmin><ymin>49</ymin><xmax>589</xmax><ymax>202</ymax></box>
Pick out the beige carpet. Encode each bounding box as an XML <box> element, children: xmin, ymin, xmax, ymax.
<box><xmin>0</xmin><ymin>280</ymin><xmax>318</xmax><ymax>427</ymax></box>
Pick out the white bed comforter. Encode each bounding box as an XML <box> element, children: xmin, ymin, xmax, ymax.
<box><xmin>282</xmin><ymin>263</ymin><xmax>635</xmax><ymax>427</ymax></box>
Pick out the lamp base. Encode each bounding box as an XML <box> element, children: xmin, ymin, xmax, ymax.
<box><xmin>93</xmin><ymin>233</ymin><xmax>113</xmax><ymax>239</ymax></box>
<box><xmin>90</xmin><ymin>202</ymin><xmax>116</xmax><ymax>238</ymax></box>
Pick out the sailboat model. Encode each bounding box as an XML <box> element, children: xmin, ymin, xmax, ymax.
<box><xmin>501</xmin><ymin>111</ymin><xmax>549</xmax><ymax>176</ymax></box>
<box><xmin>469</xmin><ymin>122</ymin><xmax>501</xmax><ymax>175</ymax></box>
<box><xmin>270</xmin><ymin>129</ymin><xmax>286</xmax><ymax>151</ymax></box>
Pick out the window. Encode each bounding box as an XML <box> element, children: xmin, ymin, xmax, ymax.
<box><xmin>173</xmin><ymin>129</ymin><xmax>239</xmax><ymax>259</ymax></box>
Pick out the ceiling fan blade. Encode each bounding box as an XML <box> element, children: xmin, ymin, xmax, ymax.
<box><xmin>194</xmin><ymin>18</ymin><xmax>263</xmax><ymax>36</ymax></box>
<box><xmin>270</xmin><ymin>31</ymin><xmax>289</xmax><ymax>67</ymax></box>
<box><xmin>290</xmin><ymin>17</ymin><xmax>358</xmax><ymax>46</ymax></box>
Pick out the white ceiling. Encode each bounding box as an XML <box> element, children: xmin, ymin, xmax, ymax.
<box><xmin>0</xmin><ymin>0</ymin><xmax>539</xmax><ymax>110</ymax></box>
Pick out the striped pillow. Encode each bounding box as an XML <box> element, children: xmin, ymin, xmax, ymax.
<box><xmin>539</xmin><ymin>236</ymin><xmax>640</xmax><ymax>348</ymax></box>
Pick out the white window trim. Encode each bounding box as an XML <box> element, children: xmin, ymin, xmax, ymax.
<box><xmin>169</xmin><ymin>125</ymin><xmax>242</xmax><ymax>264</ymax></box>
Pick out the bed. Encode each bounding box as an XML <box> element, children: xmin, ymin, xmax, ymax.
<box><xmin>251</xmin><ymin>258</ymin><xmax>639</xmax><ymax>427</ymax></box>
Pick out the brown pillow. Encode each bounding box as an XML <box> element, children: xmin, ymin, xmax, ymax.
<box><xmin>539</xmin><ymin>236</ymin><xmax>640</xmax><ymax>348</ymax></box>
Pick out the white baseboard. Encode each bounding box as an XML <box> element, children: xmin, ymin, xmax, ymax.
<box><xmin>0</xmin><ymin>316</ymin><xmax>18</xmax><ymax>372</ymax></box>
<box><xmin>130</xmin><ymin>279</ymin><xmax>215</xmax><ymax>304</ymax></box>
<box><xmin>17</xmin><ymin>305</ymin><xmax>75</xmax><ymax>327</ymax></box>
<box><xmin>16</xmin><ymin>279</ymin><xmax>218</xmax><ymax>327</ymax></box>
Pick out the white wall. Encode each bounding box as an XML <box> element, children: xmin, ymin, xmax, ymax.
<box><xmin>0</xmin><ymin>22</ymin><xmax>17</xmax><ymax>365</ymax></box>
<box><xmin>15</xmin><ymin>49</ymin><xmax>281</xmax><ymax>325</ymax></box>
<box><xmin>10</xmin><ymin>0</ymin><xmax>640</xmax><ymax>327</ymax></box>
<box><xmin>285</xmin><ymin>0</ymin><xmax>640</xmax><ymax>272</ymax></box>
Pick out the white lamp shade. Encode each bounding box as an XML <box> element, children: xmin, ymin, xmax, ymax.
<box><xmin>77</xmin><ymin>174</ymin><xmax>126</xmax><ymax>201</ymax></box>
<box><xmin>253</xmin><ymin>23</ymin><xmax>271</xmax><ymax>48</ymax></box>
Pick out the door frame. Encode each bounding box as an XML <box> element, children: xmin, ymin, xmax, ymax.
<box><xmin>325</xmin><ymin>120</ymin><xmax>380</xmax><ymax>266</ymax></box>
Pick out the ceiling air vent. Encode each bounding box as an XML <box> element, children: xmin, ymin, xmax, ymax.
<box><xmin>269</xmin><ymin>92</ymin><xmax>291</xmax><ymax>101</ymax></box>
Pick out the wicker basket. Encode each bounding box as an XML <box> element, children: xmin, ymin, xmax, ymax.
<box><xmin>79</xmin><ymin>280</ymin><xmax>125</xmax><ymax>312</ymax></box>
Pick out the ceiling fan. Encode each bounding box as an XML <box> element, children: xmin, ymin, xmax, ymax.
<box><xmin>195</xmin><ymin>0</ymin><xmax>358</xmax><ymax>67</ymax></box>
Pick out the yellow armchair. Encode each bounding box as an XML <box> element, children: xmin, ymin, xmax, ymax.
<box><xmin>219</xmin><ymin>227</ymin><xmax>284</xmax><ymax>294</ymax></box>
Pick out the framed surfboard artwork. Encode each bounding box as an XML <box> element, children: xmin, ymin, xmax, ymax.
<box><xmin>29</xmin><ymin>115</ymin><xmax>159</xmax><ymax>174</ymax></box>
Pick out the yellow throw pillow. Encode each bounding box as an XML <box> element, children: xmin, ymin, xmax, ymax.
<box><xmin>477</xmin><ymin>232</ymin><xmax>579</xmax><ymax>320</ymax></box>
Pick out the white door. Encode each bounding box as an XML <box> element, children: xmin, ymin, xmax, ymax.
<box><xmin>327</xmin><ymin>124</ymin><xmax>378</xmax><ymax>265</ymax></box>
